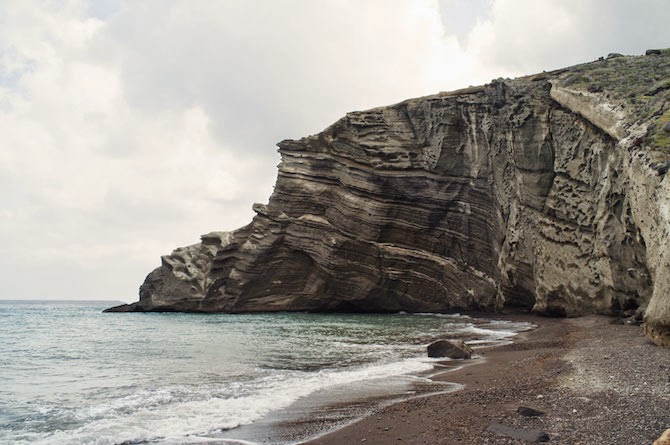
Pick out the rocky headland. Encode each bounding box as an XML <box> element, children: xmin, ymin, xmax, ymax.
<box><xmin>106</xmin><ymin>50</ymin><xmax>670</xmax><ymax>347</ymax></box>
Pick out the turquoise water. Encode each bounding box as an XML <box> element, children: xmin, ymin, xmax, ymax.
<box><xmin>0</xmin><ymin>301</ymin><xmax>530</xmax><ymax>445</ymax></box>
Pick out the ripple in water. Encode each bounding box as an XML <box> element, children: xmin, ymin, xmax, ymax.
<box><xmin>0</xmin><ymin>301</ymin><xmax>532</xmax><ymax>445</ymax></box>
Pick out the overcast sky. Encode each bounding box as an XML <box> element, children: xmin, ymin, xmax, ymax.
<box><xmin>1</xmin><ymin>0</ymin><xmax>669</xmax><ymax>301</ymax></box>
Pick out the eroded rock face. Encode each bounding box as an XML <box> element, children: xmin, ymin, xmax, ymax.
<box><xmin>117</xmin><ymin>232</ymin><xmax>235</xmax><ymax>312</ymax></box>
<box><xmin>107</xmin><ymin>51</ymin><xmax>670</xmax><ymax>346</ymax></box>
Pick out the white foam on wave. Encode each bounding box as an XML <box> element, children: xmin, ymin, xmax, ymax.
<box><xmin>1</xmin><ymin>312</ymin><xmax>534</xmax><ymax>445</ymax></box>
<box><xmin>414</xmin><ymin>312</ymin><xmax>472</xmax><ymax>319</ymax></box>
<box><xmin>415</xmin><ymin>313</ymin><xmax>534</xmax><ymax>345</ymax></box>
<box><xmin>456</xmin><ymin>324</ymin><xmax>514</xmax><ymax>340</ymax></box>
<box><xmin>10</xmin><ymin>356</ymin><xmax>435</xmax><ymax>445</ymax></box>
<box><xmin>456</xmin><ymin>321</ymin><xmax>535</xmax><ymax>346</ymax></box>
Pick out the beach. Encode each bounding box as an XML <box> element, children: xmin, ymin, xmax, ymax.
<box><xmin>2</xmin><ymin>303</ymin><xmax>667</xmax><ymax>444</ymax></box>
<box><xmin>1</xmin><ymin>303</ymin><xmax>531</xmax><ymax>445</ymax></box>
<box><xmin>302</xmin><ymin>314</ymin><xmax>670</xmax><ymax>445</ymax></box>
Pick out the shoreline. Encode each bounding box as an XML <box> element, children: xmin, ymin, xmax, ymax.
<box><xmin>300</xmin><ymin>314</ymin><xmax>670</xmax><ymax>445</ymax></box>
<box><xmin>214</xmin><ymin>312</ymin><xmax>534</xmax><ymax>445</ymax></box>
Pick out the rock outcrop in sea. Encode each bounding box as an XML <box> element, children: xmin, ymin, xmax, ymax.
<box><xmin>106</xmin><ymin>51</ymin><xmax>670</xmax><ymax>346</ymax></box>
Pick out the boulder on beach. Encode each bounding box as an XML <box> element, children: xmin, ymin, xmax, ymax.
<box><xmin>427</xmin><ymin>339</ymin><xmax>473</xmax><ymax>359</ymax></box>
<box><xmin>517</xmin><ymin>406</ymin><xmax>545</xmax><ymax>417</ymax></box>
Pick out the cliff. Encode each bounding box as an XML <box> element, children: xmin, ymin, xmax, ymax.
<box><xmin>106</xmin><ymin>51</ymin><xmax>670</xmax><ymax>346</ymax></box>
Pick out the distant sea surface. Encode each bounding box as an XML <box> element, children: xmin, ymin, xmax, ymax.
<box><xmin>0</xmin><ymin>300</ymin><xmax>531</xmax><ymax>445</ymax></box>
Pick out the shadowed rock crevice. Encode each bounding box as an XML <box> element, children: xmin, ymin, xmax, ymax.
<box><xmin>106</xmin><ymin>51</ymin><xmax>670</xmax><ymax>345</ymax></box>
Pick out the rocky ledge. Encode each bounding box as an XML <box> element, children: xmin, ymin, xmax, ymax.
<box><xmin>106</xmin><ymin>50</ymin><xmax>670</xmax><ymax>346</ymax></box>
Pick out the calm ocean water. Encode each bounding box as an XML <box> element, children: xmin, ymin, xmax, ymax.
<box><xmin>0</xmin><ymin>300</ymin><xmax>531</xmax><ymax>445</ymax></box>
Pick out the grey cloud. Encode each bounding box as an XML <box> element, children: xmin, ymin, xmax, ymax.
<box><xmin>102</xmin><ymin>1</ymin><xmax>451</xmax><ymax>155</ymax></box>
<box><xmin>439</xmin><ymin>0</ymin><xmax>489</xmax><ymax>42</ymax></box>
<box><xmin>470</xmin><ymin>0</ymin><xmax>670</xmax><ymax>75</ymax></box>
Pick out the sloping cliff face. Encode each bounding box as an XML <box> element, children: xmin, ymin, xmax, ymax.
<box><xmin>107</xmin><ymin>51</ymin><xmax>670</xmax><ymax>345</ymax></box>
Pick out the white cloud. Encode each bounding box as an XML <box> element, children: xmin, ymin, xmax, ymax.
<box><xmin>465</xmin><ymin>0</ymin><xmax>670</xmax><ymax>76</ymax></box>
<box><xmin>0</xmin><ymin>0</ymin><xmax>668</xmax><ymax>300</ymax></box>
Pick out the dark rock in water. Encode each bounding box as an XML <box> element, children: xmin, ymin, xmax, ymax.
<box><xmin>427</xmin><ymin>340</ymin><xmax>473</xmax><ymax>359</ymax></box>
<box><xmin>104</xmin><ymin>303</ymin><xmax>141</xmax><ymax>313</ymax></box>
<box><xmin>487</xmin><ymin>422</ymin><xmax>550</xmax><ymax>442</ymax></box>
<box><xmin>646</xmin><ymin>49</ymin><xmax>662</xmax><ymax>55</ymax></box>
<box><xmin>517</xmin><ymin>406</ymin><xmax>545</xmax><ymax>417</ymax></box>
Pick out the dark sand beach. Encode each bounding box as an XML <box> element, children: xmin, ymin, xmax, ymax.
<box><xmin>301</xmin><ymin>314</ymin><xmax>670</xmax><ymax>445</ymax></box>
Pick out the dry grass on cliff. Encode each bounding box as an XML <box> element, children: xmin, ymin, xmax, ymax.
<box><xmin>558</xmin><ymin>50</ymin><xmax>670</xmax><ymax>157</ymax></box>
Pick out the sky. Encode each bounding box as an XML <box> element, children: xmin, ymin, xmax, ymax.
<box><xmin>1</xmin><ymin>0</ymin><xmax>669</xmax><ymax>301</ymax></box>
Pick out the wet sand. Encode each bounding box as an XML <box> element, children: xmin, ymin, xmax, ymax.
<box><xmin>301</xmin><ymin>314</ymin><xmax>670</xmax><ymax>445</ymax></box>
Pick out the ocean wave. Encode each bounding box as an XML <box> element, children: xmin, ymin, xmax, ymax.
<box><xmin>2</xmin><ymin>356</ymin><xmax>437</xmax><ymax>445</ymax></box>
<box><xmin>1</xmin><ymin>307</ymin><xmax>532</xmax><ymax>445</ymax></box>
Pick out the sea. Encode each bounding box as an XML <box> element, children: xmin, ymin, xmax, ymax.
<box><xmin>0</xmin><ymin>300</ymin><xmax>532</xmax><ymax>445</ymax></box>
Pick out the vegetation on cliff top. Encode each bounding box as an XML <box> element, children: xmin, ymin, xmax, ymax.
<box><xmin>557</xmin><ymin>49</ymin><xmax>670</xmax><ymax>158</ymax></box>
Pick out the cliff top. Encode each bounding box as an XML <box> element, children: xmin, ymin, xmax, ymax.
<box><xmin>553</xmin><ymin>49</ymin><xmax>670</xmax><ymax>155</ymax></box>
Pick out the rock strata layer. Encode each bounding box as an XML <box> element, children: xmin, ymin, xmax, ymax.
<box><xmin>106</xmin><ymin>51</ymin><xmax>670</xmax><ymax>346</ymax></box>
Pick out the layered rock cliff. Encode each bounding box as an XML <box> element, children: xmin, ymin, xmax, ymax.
<box><xmin>107</xmin><ymin>51</ymin><xmax>670</xmax><ymax>346</ymax></box>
